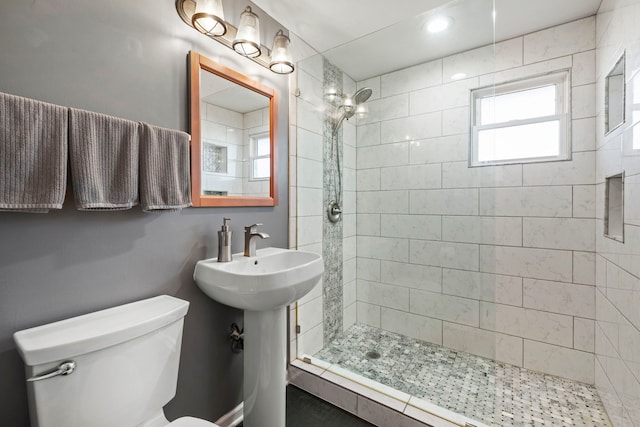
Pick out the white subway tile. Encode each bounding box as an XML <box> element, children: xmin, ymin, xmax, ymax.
<box><xmin>442</xmin><ymin>269</ymin><xmax>523</xmax><ymax>306</ymax></box>
<box><xmin>381</xmin><ymin>308</ymin><xmax>442</xmax><ymax>344</ymax></box>
<box><xmin>480</xmin><ymin>186</ymin><xmax>573</xmax><ymax>217</ymax></box>
<box><xmin>410</xmin><ymin>289</ymin><xmax>479</xmax><ymax>327</ymax></box>
<box><xmin>523</xmin><ymin>218</ymin><xmax>595</xmax><ymax>251</ymax></box>
<box><xmin>356</xmin><ymin>213</ymin><xmax>381</xmax><ymax>236</ymax></box>
<box><xmin>357</xmin><ymin>236</ymin><xmax>409</xmax><ymax>262</ymax></box>
<box><xmin>380</xmin><ymin>214</ymin><xmax>441</xmax><ymax>240</ymax></box>
<box><xmin>358</xmin><ymin>94</ymin><xmax>409</xmax><ymax>125</ymax></box>
<box><xmin>480</xmin><ymin>246</ymin><xmax>573</xmax><ymax>282</ymax></box>
<box><xmin>573</xmin><ymin>185</ymin><xmax>596</xmax><ymax>218</ymax></box>
<box><xmin>442</xmin><ymin>161</ymin><xmax>522</xmax><ymax>188</ymax></box>
<box><xmin>357</xmin><ymin>122</ymin><xmax>381</xmax><ymax>147</ymax></box>
<box><xmin>297</xmin><ymin>188</ymin><xmax>323</xmax><ymax>217</ymax></box>
<box><xmin>297</xmin><ymin>97</ymin><xmax>323</xmax><ymax>134</ymax></box>
<box><xmin>410</xmin><ymin>240</ymin><xmax>480</xmax><ymax>271</ymax></box>
<box><xmin>380</xmin><ymin>164</ymin><xmax>441</xmax><ymax>190</ymax></box>
<box><xmin>410</xmin><ymin>78</ymin><xmax>478</xmax><ymax>114</ymax></box>
<box><xmin>344</xmin><ymin>258</ymin><xmax>357</xmax><ymax>284</ymax></box>
<box><xmin>297</xmin><ymin>323</ymin><xmax>324</xmax><ymax>356</ymax></box>
<box><xmin>356</xmin><ymin>302</ymin><xmax>381</xmax><ymax>327</ymax></box>
<box><xmin>572</xmin><ymin>50</ymin><xmax>596</xmax><ymax>86</ymax></box>
<box><xmin>574</xmin><ymin>251</ymin><xmax>596</xmax><ymax>285</ymax></box>
<box><xmin>298</xmin><ymin>295</ymin><xmax>323</xmax><ymax>331</ymax></box>
<box><xmin>573</xmin><ymin>118</ymin><xmax>596</xmax><ymax>152</ymax></box>
<box><xmin>358</xmin><ymin>280</ymin><xmax>409</xmax><ymax>311</ymax></box>
<box><xmin>357</xmin><ymin>257</ymin><xmax>381</xmax><ymax>282</ymax></box>
<box><xmin>343</xmin><ymin>304</ymin><xmax>356</xmax><ymax>331</ymax></box>
<box><xmin>409</xmin><ymin>134</ymin><xmax>468</xmax><ymax>164</ymax></box>
<box><xmin>357</xmin><ymin>168</ymin><xmax>381</xmax><ymax>191</ymax></box>
<box><xmin>443</xmin><ymin>322</ymin><xmax>523</xmax><ymax>367</ymax></box>
<box><xmin>297</xmin><ymin>216</ymin><xmax>323</xmax><ymax>246</ymax></box>
<box><xmin>442</xmin><ymin>107</ymin><xmax>469</xmax><ymax>136</ymax></box>
<box><xmin>523</xmin><ymin>278</ymin><xmax>595</xmax><ymax>318</ymax></box>
<box><xmin>343</xmin><ymin>236</ymin><xmax>357</xmax><ymax>262</ymax></box>
<box><xmin>410</xmin><ymin>189</ymin><xmax>479</xmax><ymax>215</ymax></box>
<box><xmin>524</xmin><ymin>17</ymin><xmax>596</xmax><ymax>64</ymax></box>
<box><xmin>443</xmin><ymin>38</ymin><xmax>523</xmax><ymax>81</ymax></box>
<box><xmin>480</xmin><ymin>302</ymin><xmax>574</xmax><ymax>347</ymax></box>
<box><xmin>524</xmin><ymin>340</ymin><xmax>594</xmax><ymax>384</ymax></box>
<box><xmin>381</xmin><ymin>112</ymin><xmax>442</xmax><ymax>144</ymax></box>
<box><xmin>442</xmin><ymin>216</ymin><xmax>522</xmax><ymax>246</ymax></box>
<box><xmin>297</xmin><ymin>158</ymin><xmax>324</xmax><ymax>188</ymax></box>
<box><xmin>572</xmin><ymin>84</ymin><xmax>597</xmax><ymax>119</ymax></box>
<box><xmin>381</xmin><ymin>261</ymin><xmax>442</xmax><ymax>293</ymax></box>
<box><xmin>522</xmin><ymin>152</ymin><xmax>596</xmax><ymax>186</ymax></box>
<box><xmin>381</xmin><ymin>59</ymin><xmax>442</xmax><ymax>96</ymax></box>
<box><xmin>478</xmin><ymin>56</ymin><xmax>572</xmax><ymax>87</ymax></box>
<box><xmin>357</xmin><ymin>142</ymin><xmax>409</xmax><ymax>168</ymax></box>
<box><xmin>357</xmin><ymin>191</ymin><xmax>409</xmax><ymax>214</ymax></box>
<box><xmin>574</xmin><ymin>318</ymin><xmax>595</xmax><ymax>352</ymax></box>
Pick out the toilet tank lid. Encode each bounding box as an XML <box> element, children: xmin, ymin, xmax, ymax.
<box><xmin>14</xmin><ymin>295</ymin><xmax>189</xmax><ymax>366</ymax></box>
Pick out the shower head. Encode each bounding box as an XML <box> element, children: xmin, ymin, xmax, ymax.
<box><xmin>340</xmin><ymin>87</ymin><xmax>373</xmax><ymax>121</ymax></box>
<box><xmin>353</xmin><ymin>87</ymin><xmax>372</xmax><ymax>105</ymax></box>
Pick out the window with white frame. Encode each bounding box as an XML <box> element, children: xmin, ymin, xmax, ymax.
<box><xmin>469</xmin><ymin>70</ymin><xmax>571</xmax><ymax>167</ymax></box>
<box><xmin>249</xmin><ymin>132</ymin><xmax>270</xmax><ymax>180</ymax></box>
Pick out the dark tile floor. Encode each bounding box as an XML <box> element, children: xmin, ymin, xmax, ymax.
<box><xmin>239</xmin><ymin>385</ymin><xmax>373</xmax><ymax>427</ymax></box>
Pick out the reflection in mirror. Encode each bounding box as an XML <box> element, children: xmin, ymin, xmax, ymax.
<box><xmin>605</xmin><ymin>53</ymin><xmax>625</xmax><ymax>134</ymax></box>
<box><xmin>189</xmin><ymin>51</ymin><xmax>278</xmax><ymax>207</ymax></box>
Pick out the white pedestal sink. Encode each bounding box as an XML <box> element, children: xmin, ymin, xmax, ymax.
<box><xmin>193</xmin><ymin>247</ymin><xmax>324</xmax><ymax>427</ymax></box>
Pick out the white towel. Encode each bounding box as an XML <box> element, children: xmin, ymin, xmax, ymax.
<box><xmin>0</xmin><ymin>92</ymin><xmax>68</xmax><ymax>213</ymax></box>
<box><xmin>69</xmin><ymin>108</ymin><xmax>139</xmax><ymax>210</ymax></box>
<box><xmin>139</xmin><ymin>123</ymin><xmax>191</xmax><ymax>212</ymax></box>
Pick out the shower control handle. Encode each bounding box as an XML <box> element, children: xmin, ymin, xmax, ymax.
<box><xmin>27</xmin><ymin>360</ymin><xmax>76</xmax><ymax>382</ymax></box>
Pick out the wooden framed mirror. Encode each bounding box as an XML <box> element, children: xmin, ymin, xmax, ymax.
<box><xmin>189</xmin><ymin>51</ymin><xmax>278</xmax><ymax>207</ymax></box>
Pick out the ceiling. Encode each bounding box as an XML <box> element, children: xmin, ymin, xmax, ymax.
<box><xmin>251</xmin><ymin>0</ymin><xmax>603</xmax><ymax>81</ymax></box>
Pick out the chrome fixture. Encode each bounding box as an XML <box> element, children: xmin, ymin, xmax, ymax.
<box><xmin>244</xmin><ymin>223</ymin><xmax>269</xmax><ymax>256</ymax></box>
<box><xmin>176</xmin><ymin>0</ymin><xmax>294</xmax><ymax>74</ymax></box>
<box><xmin>27</xmin><ymin>360</ymin><xmax>76</xmax><ymax>382</ymax></box>
<box><xmin>327</xmin><ymin>88</ymin><xmax>373</xmax><ymax>223</ymax></box>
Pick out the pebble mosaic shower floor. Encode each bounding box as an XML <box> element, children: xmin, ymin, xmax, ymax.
<box><xmin>314</xmin><ymin>324</ymin><xmax>611</xmax><ymax>427</ymax></box>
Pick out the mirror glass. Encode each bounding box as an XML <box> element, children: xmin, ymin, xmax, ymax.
<box><xmin>189</xmin><ymin>51</ymin><xmax>278</xmax><ymax>207</ymax></box>
<box><xmin>605</xmin><ymin>54</ymin><xmax>625</xmax><ymax>134</ymax></box>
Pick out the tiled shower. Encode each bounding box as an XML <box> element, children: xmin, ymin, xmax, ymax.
<box><xmin>289</xmin><ymin>1</ymin><xmax>640</xmax><ymax>425</ymax></box>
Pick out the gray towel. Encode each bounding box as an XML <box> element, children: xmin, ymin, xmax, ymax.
<box><xmin>0</xmin><ymin>92</ymin><xmax>68</xmax><ymax>213</ymax></box>
<box><xmin>139</xmin><ymin>123</ymin><xmax>191</xmax><ymax>212</ymax></box>
<box><xmin>69</xmin><ymin>108</ymin><xmax>139</xmax><ymax>210</ymax></box>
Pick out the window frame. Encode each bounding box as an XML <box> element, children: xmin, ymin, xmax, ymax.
<box><xmin>249</xmin><ymin>132</ymin><xmax>271</xmax><ymax>181</ymax></box>
<box><xmin>469</xmin><ymin>70</ymin><xmax>572</xmax><ymax>167</ymax></box>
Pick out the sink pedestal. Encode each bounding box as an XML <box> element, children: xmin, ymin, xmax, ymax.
<box><xmin>243</xmin><ymin>307</ymin><xmax>287</xmax><ymax>427</ymax></box>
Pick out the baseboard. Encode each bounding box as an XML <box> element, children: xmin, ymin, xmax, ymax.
<box><xmin>215</xmin><ymin>402</ymin><xmax>243</xmax><ymax>427</ymax></box>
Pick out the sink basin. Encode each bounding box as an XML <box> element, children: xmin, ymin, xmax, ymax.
<box><xmin>193</xmin><ymin>247</ymin><xmax>324</xmax><ymax>311</ymax></box>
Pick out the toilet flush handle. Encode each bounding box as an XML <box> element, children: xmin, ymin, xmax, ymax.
<box><xmin>27</xmin><ymin>360</ymin><xmax>76</xmax><ymax>382</ymax></box>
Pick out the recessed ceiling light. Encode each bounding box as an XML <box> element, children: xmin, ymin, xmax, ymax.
<box><xmin>426</xmin><ymin>16</ymin><xmax>453</xmax><ymax>34</ymax></box>
<box><xmin>451</xmin><ymin>72</ymin><xmax>467</xmax><ymax>80</ymax></box>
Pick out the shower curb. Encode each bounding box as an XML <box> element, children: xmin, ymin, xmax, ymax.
<box><xmin>288</xmin><ymin>358</ymin><xmax>487</xmax><ymax>427</ymax></box>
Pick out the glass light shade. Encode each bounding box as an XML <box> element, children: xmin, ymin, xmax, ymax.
<box><xmin>269</xmin><ymin>30</ymin><xmax>294</xmax><ymax>74</ymax></box>
<box><xmin>233</xmin><ymin>7</ymin><xmax>262</xmax><ymax>58</ymax></box>
<box><xmin>192</xmin><ymin>0</ymin><xmax>227</xmax><ymax>36</ymax></box>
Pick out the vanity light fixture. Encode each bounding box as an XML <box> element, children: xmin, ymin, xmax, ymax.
<box><xmin>269</xmin><ymin>30</ymin><xmax>294</xmax><ymax>74</ymax></box>
<box><xmin>233</xmin><ymin>6</ymin><xmax>261</xmax><ymax>58</ymax></box>
<box><xmin>192</xmin><ymin>0</ymin><xmax>227</xmax><ymax>36</ymax></box>
<box><xmin>176</xmin><ymin>0</ymin><xmax>294</xmax><ymax>74</ymax></box>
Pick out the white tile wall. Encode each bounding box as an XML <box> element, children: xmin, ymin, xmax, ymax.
<box><xmin>351</xmin><ymin>16</ymin><xmax>599</xmax><ymax>387</ymax></box>
<box><xmin>595</xmin><ymin>1</ymin><xmax>640</xmax><ymax>424</ymax></box>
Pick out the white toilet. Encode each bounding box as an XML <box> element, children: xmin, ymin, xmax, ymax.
<box><xmin>13</xmin><ymin>295</ymin><xmax>220</xmax><ymax>427</ymax></box>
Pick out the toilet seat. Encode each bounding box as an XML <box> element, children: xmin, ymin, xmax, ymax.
<box><xmin>169</xmin><ymin>416</ymin><xmax>220</xmax><ymax>427</ymax></box>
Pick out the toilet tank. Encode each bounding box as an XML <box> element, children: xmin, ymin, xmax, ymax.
<box><xmin>13</xmin><ymin>295</ymin><xmax>190</xmax><ymax>427</ymax></box>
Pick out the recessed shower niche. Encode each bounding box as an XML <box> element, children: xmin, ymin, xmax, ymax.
<box><xmin>605</xmin><ymin>53</ymin><xmax>625</xmax><ymax>134</ymax></box>
<box><xmin>605</xmin><ymin>172</ymin><xmax>624</xmax><ymax>242</ymax></box>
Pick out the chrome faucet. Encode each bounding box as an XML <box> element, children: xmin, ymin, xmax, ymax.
<box><xmin>244</xmin><ymin>224</ymin><xmax>269</xmax><ymax>257</ymax></box>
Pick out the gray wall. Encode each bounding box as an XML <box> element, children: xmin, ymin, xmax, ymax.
<box><xmin>0</xmin><ymin>1</ymin><xmax>289</xmax><ymax>426</ymax></box>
